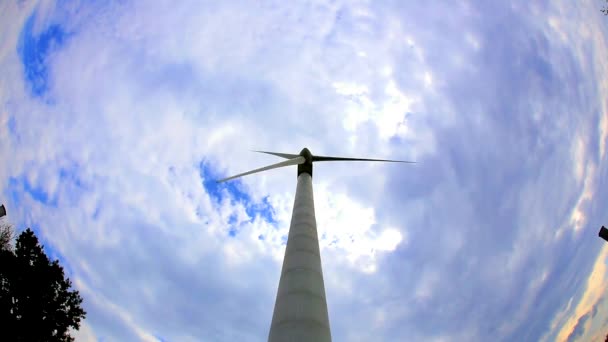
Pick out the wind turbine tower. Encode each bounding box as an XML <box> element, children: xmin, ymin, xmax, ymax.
<box><xmin>218</xmin><ymin>148</ymin><xmax>413</xmax><ymax>342</ymax></box>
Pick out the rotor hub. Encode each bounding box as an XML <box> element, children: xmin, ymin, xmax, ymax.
<box><xmin>298</xmin><ymin>147</ymin><xmax>313</xmax><ymax>177</ymax></box>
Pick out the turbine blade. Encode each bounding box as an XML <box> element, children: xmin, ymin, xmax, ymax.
<box><xmin>252</xmin><ymin>150</ymin><xmax>300</xmax><ymax>159</ymax></box>
<box><xmin>217</xmin><ymin>156</ymin><xmax>306</xmax><ymax>183</ymax></box>
<box><xmin>312</xmin><ymin>155</ymin><xmax>416</xmax><ymax>163</ymax></box>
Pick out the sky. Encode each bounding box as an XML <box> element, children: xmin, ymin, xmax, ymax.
<box><xmin>0</xmin><ymin>1</ymin><xmax>607</xmax><ymax>341</ymax></box>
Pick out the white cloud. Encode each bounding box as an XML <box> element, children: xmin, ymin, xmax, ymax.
<box><xmin>315</xmin><ymin>182</ymin><xmax>405</xmax><ymax>273</ymax></box>
<box><xmin>0</xmin><ymin>0</ymin><xmax>607</xmax><ymax>341</ymax></box>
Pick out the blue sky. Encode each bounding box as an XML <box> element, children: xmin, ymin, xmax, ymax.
<box><xmin>0</xmin><ymin>1</ymin><xmax>607</xmax><ymax>341</ymax></box>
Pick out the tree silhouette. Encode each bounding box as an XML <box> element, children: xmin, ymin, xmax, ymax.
<box><xmin>603</xmin><ymin>0</ymin><xmax>608</xmax><ymax>15</ymax></box>
<box><xmin>0</xmin><ymin>228</ymin><xmax>86</xmax><ymax>341</ymax></box>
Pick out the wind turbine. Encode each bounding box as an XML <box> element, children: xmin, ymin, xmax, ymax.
<box><xmin>218</xmin><ymin>148</ymin><xmax>414</xmax><ymax>342</ymax></box>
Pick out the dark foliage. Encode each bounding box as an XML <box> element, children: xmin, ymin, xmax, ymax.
<box><xmin>0</xmin><ymin>228</ymin><xmax>86</xmax><ymax>341</ymax></box>
<box><xmin>603</xmin><ymin>0</ymin><xmax>608</xmax><ymax>15</ymax></box>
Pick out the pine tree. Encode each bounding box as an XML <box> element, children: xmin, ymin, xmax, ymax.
<box><xmin>0</xmin><ymin>228</ymin><xmax>86</xmax><ymax>341</ymax></box>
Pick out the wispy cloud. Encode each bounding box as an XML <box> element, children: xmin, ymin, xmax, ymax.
<box><xmin>0</xmin><ymin>0</ymin><xmax>607</xmax><ymax>341</ymax></box>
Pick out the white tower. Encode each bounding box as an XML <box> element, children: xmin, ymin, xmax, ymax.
<box><xmin>268</xmin><ymin>172</ymin><xmax>331</xmax><ymax>341</ymax></box>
